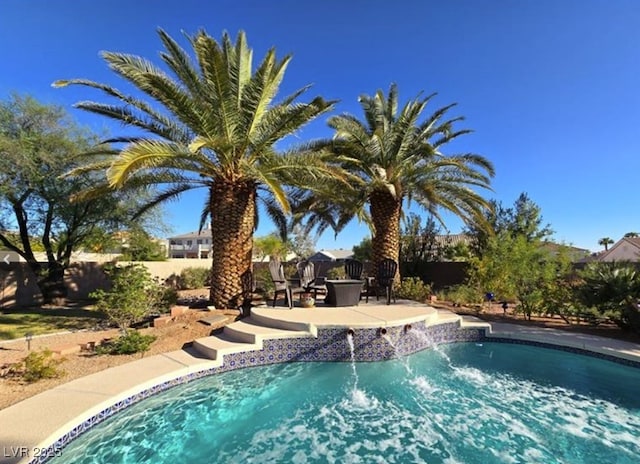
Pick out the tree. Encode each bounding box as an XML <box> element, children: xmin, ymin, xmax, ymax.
<box><xmin>598</xmin><ymin>237</ymin><xmax>614</xmax><ymax>251</ymax></box>
<box><xmin>469</xmin><ymin>232</ymin><xmax>571</xmax><ymax>319</ymax></box>
<box><xmin>352</xmin><ymin>236</ymin><xmax>372</xmax><ymax>262</ymax></box>
<box><xmin>400</xmin><ymin>213</ymin><xmax>445</xmax><ymax>267</ymax></box>
<box><xmin>624</xmin><ymin>232</ymin><xmax>639</xmax><ymax>238</ymax></box>
<box><xmin>253</xmin><ymin>233</ymin><xmax>288</xmax><ymax>261</ymax></box>
<box><xmin>0</xmin><ymin>95</ymin><xmax>148</xmax><ymax>303</ymax></box>
<box><xmin>288</xmin><ymin>224</ymin><xmax>316</xmax><ymax>260</ymax></box>
<box><xmin>465</xmin><ymin>192</ymin><xmax>553</xmax><ymax>257</ymax></box>
<box><xmin>55</xmin><ymin>29</ymin><xmax>336</xmax><ymax>309</ymax></box>
<box><xmin>293</xmin><ymin>84</ymin><xmax>494</xmax><ymax>280</ymax></box>
<box><xmin>119</xmin><ymin>227</ymin><xmax>167</xmax><ymax>261</ymax></box>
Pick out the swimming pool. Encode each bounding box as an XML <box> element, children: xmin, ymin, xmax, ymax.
<box><xmin>49</xmin><ymin>342</ymin><xmax>640</xmax><ymax>463</ymax></box>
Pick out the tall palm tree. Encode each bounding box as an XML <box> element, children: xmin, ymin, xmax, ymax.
<box><xmin>598</xmin><ymin>237</ymin><xmax>614</xmax><ymax>250</ymax></box>
<box><xmin>55</xmin><ymin>29</ymin><xmax>335</xmax><ymax>308</ymax></box>
<box><xmin>294</xmin><ymin>84</ymin><xmax>494</xmax><ymax>279</ymax></box>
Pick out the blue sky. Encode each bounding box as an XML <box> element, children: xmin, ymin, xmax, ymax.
<box><xmin>1</xmin><ymin>0</ymin><xmax>639</xmax><ymax>252</ymax></box>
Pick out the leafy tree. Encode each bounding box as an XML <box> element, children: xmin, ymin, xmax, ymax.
<box><xmin>624</xmin><ymin>232</ymin><xmax>639</xmax><ymax>238</ymax></box>
<box><xmin>288</xmin><ymin>224</ymin><xmax>316</xmax><ymax>260</ymax></box>
<box><xmin>55</xmin><ymin>29</ymin><xmax>336</xmax><ymax>309</ymax></box>
<box><xmin>465</xmin><ymin>192</ymin><xmax>553</xmax><ymax>257</ymax></box>
<box><xmin>0</xmin><ymin>95</ymin><xmax>148</xmax><ymax>303</ymax></box>
<box><xmin>293</xmin><ymin>84</ymin><xmax>494</xmax><ymax>280</ymax></box>
<box><xmin>253</xmin><ymin>233</ymin><xmax>289</xmax><ymax>261</ymax></box>
<box><xmin>468</xmin><ymin>232</ymin><xmax>572</xmax><ymax>319</ymax></box>
<box><xmin>352</xmin><ymin>236</ymin><xmax>372</xmax><ymax>262</ymax></box>
<box><xmin>598</xmin><ymin>237</ymin><xmax>614</xmax><ymax>251</ymax></box>
<box><xmin>119</xmin><ymin>227</ymin><xmax>166</xmax><ymax>261</ymax></box>
<box><xmin>400</xmin><ymin>213</ymin><xmax>445</xmax><ymax>268</ymax></box>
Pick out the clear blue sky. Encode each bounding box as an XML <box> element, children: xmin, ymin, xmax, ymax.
<box><xmin>2</xmin><ymin>0</ymin><xmax>639</xmax><ymax>252</ymax></box>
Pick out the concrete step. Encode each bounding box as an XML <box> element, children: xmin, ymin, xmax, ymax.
<box><xmin>192</xmin><ymin>333</ymin><xmax>258</xmax><ymax>361</ymax></box>
<box><xmin>249</xmin><ymin>309</ymin><xmax>317</xmax><ymax>335</ymax></box>
<box><xmin>223</xmin><ymin>319</ymin><xmax>312</xmax><ymax>344</ymax></box>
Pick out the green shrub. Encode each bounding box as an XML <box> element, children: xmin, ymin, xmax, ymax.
<box><xmin>396</xmin><ymin>277</ymin><xmax>432</xmax><ymax>302</ymax></box>
<box><xmin>97</xmin><ymin>331</ymin><xmax>157</xmax><ymax>355</ymax></box>
<box><xmin>179</xmin><ymin>267</ymin><xmax>210</xmax><ymax>289</ymax></box>
<box><xmin>91</xmin><ymin>264</ymin><xmax>171</xmax><ymax>332</ymax></box>
<box><xmin>22</xmin><ymin>349</ymin><xmax>63</xmax><ymax>383</ymax></box>
<box><xmin>438</xmin><ymin>284</ymin><xmax>481</xmax><ymax>307</ymax></box>
<box><xmin>254</xmin><ymin>266</ymin><xmax>275</xmax><ymax>299</ymax></box>
<box><xmin>574</xmin><ymin>262</ymin><xmax>640</xmax><ymax>332</ymax></box>
<box><xmin>326</xmin><ymin>266</ymin><xmax>346</xmax><ymax>280</ymax></box>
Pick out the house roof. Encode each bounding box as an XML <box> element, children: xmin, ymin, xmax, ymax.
<box><xmin>169</xmin><ymin>230</ymin><xmax>212</xmax><ymax>240</ymax></box>
<box><xmin>310</xmin><ymin>249</ymin><xmax>354</xmax><ymax>261</ymax></box>
<box><xmin>597</xmin><ymin>237</ymin><xmax>640</xmax><ymax>262</ymax></box>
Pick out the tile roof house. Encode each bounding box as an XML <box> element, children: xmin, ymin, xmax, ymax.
<box><xmin>597</xmin><ymin>237</ymin><xmax>640</xmax><ymax>262</ymax></box>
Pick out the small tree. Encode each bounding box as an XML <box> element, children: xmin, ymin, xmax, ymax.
<box><xmin>254</xmin><ymin>233</ymin><xmax>289</xmax><ymax>261</ymax></box>
<box><xmin>352</xmin><ymin>236</ymin><xmax>372</xmax><ymax>262</ymax></box>
<box><xmin>91</xmin><ymin>264</ymin><xmax>169</xmax><ymax>333</ymax></box>
<box><xmin>288</xmin><ymin>224</ymin><xmax>316</xmax><ymax>260</ymax></box>
<box><xmin>469</xmin><ymin>232</ymin><xmax>572</xmax><ymax>319</ymax></box>
<box><xmin>598</xmin><ymin>237</ymin><xmax>614</xmax><ymax>251</ymax></box>
<box><xmin>120</xmin><ymin>227</ymin><xmax>166</xmax><ymax>261</ymax></box>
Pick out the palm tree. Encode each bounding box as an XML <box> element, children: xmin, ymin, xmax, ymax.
<box><xmin>624</xmin><ymin>232</ymin><xmax>639</xmax><ymax>238</ymax></box>
<box><xmin>598</xmin><ymin>237</ymin><xmax>614</xmax><ymax>251</ymax></box>
<box><xmin>295</xmin><ymin>84</ymin><xmax>494</xmax><ymax>278</ymax></box>
<box><xmin>55</xmin><ymin>29</ymin><xmax>335</xmax><ymax>308</ymax></box>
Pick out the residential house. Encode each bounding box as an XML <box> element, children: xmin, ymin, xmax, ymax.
<box><xmin>308</xmin><ymin>249</ymin><xmax>354</xmax><ymax>262</ymax></box>
<box><xmin>596</xmin><ymin>237</ymin><xmax>640</xmax><ymax>262</ymax></box>
<box><xmin>168</xmin><ymin>230</ymin><xmax>212</xmax><ymax>259</ymax></box>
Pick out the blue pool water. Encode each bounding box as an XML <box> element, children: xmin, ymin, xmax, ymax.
<box><xmin>51</xmin><ymin>342</ymin><xmax>640</xmax><ymax>463</ymax></box>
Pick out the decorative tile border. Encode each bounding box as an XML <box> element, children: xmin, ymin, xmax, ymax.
<box><xmin>31</xmin><ymin>320</ymin><xmax>639</xmax><ymax>463</ymax></box>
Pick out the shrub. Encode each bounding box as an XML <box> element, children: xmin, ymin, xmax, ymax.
<box><xmin>22</xmin><ymin>349</ymin><xmax>63</xmax><ymax>383</ymax></box>
<box><xmin>574</xmin><ymin>262</ymin><xmax>640</xmax><ymax>332</ymax></box>
<box><xmin>91</xmin><ymin>264</ymin><xmax>171</xmax><ymax>332</ymax></box>
<box><xmin>179</xmin><ymin>267</ymin><xmax>210</xmax><ymax>289</ymax></box>
<box><xmin>396</xmin><ymin>277</ymin><xmax>432</xmax><ymax>302</ymax></box>
<box><xmin>326</xmin><ymin>266</ymin><xmax>346</xmax><ymax>280</ymax></box>
<box><xmin>438</xmin><ymin>284</ymin><xmax>481</xmax><ymax>307</ymax></box>
<box><xmin>254</xmin><ymin>266</ymin><xmax>275</xmax><ymax>299</ymax></box>
<box><xmin>97</xmin><ymin>331</ymin><xmax>157</xmax><ymax>355</ymax></box>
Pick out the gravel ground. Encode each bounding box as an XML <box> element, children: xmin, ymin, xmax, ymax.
<box><xmin>0</xmin><ymin>304</ymin><xmax>239</xmax><ymax>410</ymax></box>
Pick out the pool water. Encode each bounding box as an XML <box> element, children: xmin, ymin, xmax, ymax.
<box><xmin>51</xmin><ymin>342</ymin><xmax>640</xmax><ymax>463</ymax></box>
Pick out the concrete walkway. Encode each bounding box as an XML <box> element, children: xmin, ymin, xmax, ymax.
<box><xmin>1</xmin><ymin>302</ymin><xmax>639</xmax><ymax>464</ymax></box>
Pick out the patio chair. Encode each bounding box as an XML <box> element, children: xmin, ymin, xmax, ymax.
<box><xmin>297</xmin><ymin>260</ymin><xmax>327</xmax><ymax>299</ymax></box>
<box><xmin>370</xmin><ymin>258</ymin><xmax>397</xmax><ymax>305</ymax></box>
<box><xmin>344</xmin><ymin>259</ymin><xmax>363</xmax><ymax>279</ymax></box>
<box><xmin>344</xmin><ymin>259</ymin><xmax>367</xmax><ymax>300</ymax></box>
<box><xmin>268</xmin><ymin>259</ymin><xmax>305</xmax><ymax>308</ymax></box>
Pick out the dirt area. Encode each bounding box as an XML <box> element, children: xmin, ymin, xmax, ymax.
<box><xmin>0</xmin><ymin>289</ymin><xmax>240</xmax><ymax>410</ymax></box>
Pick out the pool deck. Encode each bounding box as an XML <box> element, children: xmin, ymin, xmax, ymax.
<box><xmin>1</xmin><ymin>300</ymin><xmax>640</xmax><ymax>464</ymax></box>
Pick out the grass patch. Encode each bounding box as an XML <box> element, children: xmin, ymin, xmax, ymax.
<box><xmin>0</xmin><ymin>305</ymin><xmax>107</xmax><ymax>340</ymax></box>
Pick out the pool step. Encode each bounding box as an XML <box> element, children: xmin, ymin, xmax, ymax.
<box><xmin>192</xmin><ymin>318</ymin><xmax>313</xmax><ymax>361</ymax></box>
<box><xmin>223</xmin><ymin>319</ymin><xmax>312</xmax><ymax>344</ymax></box>
<box><xmin>249</xmin><ymin>309</ymin><xmax>318</xmax><ymax>335</ymax></box>
<box><xmin>192</xmin><ymin>332</ymin><xmax>257</xmax><ymax>362</ymax></box>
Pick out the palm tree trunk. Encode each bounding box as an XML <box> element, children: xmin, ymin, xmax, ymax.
<box><xmin>370</xmin><ymin>189</ymin><xmax>402</xmax><ymax>284</ymax></box>
<box><xmin>209</xmin><ymin>181</ymin><xmax>256</xmax><ymax>309</ymax></box>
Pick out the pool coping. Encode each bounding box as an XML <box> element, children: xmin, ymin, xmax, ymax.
<box><xmin>1</xmin><ymin>304</ymin><xmax>639</xmax><ymax>464</ymax></box>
